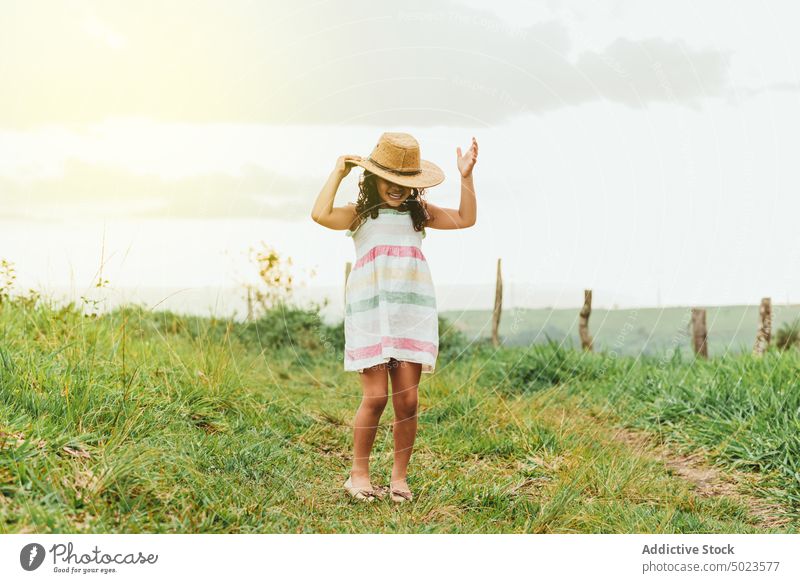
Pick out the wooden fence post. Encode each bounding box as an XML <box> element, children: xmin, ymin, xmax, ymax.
<box><xmin>344</xmin><ymin>261</ymin><xmax>352</xmax><ymax>316</ymax></box>
<box><xmin>492</xmin><ymin>258</ymin><xmax>503</xmax><ymax>347</ymax></box>
<box><xmin>753</xmin><ymin>297</ymin><xmax>772</xmax><ymax>356</ymax></box>
<box><xmin>691</xmin><ymin>308</ymin><xmax>708</xmax><ymax>358</ymax></box>
<box><xmin>579</xmin><ymin>289</ymin><xmax>593</xmax><ymax>351</ymax></box>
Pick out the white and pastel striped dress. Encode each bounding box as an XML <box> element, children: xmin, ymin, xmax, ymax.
<box><xmin>344</xmin><ymin>207</ymin><xmax>439</xmax><ymax>373</ymax></box>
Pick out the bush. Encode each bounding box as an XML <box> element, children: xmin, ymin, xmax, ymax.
<box><xmin>479</xmin><ymin>341</ymin><xmax>619</xmax><ymax>394</ymax></box>
<box><xmin>776</xmin><ymin>318</ymin><xmax>800</xmax><ymax>351</ymax></box>
<box><xmin>438</xmin><ymin>315</ymin><xmax>472</xmax><ymax>360</ymax></box>
<box><xmin>236</xmin><ymin>303</ymin><xmax>342</xmax><ymax>354</ymax></box>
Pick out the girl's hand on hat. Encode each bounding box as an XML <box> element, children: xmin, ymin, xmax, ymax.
<box><xmin>456</xmin><ymin>136</ymin><xmax>478</xmax><ymax>178</ymax></box>
<box><xmin>334</xmin><ymin>155</ymin><xmax>363</xmax><ymax>178</ymax></box>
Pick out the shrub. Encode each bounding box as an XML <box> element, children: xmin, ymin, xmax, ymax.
<box><xmin>236</xmin><ymin>303</ymin><xmax>342</xmax><ymax>355</ymax></box>
<box><xmin>479</xmin><ymin>341</ymin><xmax>618</xmax><ymax>394</ymax></box>
<box><xmin>775</xmin><ymin>318</ymin><xmax>800</xmax><ymax>351</ymax></box>
<box><xmin>438</xmin><ymin>315</ymin><xmax>472</xmax><ymax>360</ymax></box>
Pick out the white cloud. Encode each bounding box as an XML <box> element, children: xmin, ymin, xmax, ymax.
<box><xmin>1</xmin><ymin>0</ymin><xmax>777</xmax><ymax>128</ymax></box>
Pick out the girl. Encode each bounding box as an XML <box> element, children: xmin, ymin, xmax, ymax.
<box><xmin>311</xmin><ymin>132</ymin><xmax>478</xmax><ymax>502</ymax></box>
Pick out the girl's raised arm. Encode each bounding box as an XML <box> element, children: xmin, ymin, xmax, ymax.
<box><xmin>426</xmin><ymin>137</ymin><xmax>478</xmax><ymax>229</ymax></box>
<box><xmin>310</xmin><ymin>155</ymin><xmax>361</xmax><ymax>230</ymax></box>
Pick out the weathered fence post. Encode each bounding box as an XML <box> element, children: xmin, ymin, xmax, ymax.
<box><xmin>753</xmin><ymin>297</ymin><xmax>772</xmax><ymax>356</ymax></box>
<box><xmin>492</xmin><ymin>258</ymin><xmax>503</xmax><ymax>347</ymax></box>
<box><xmin>691</xmin><ymin>308</ymin><xmax>708</xmax><ymax>358</ymax></box>
<box><xmin>344</xmin><ymin>261</ymin><xmax>352</xmax><ymax>316</ymax></box>
<box><xmin>579</xmin><ymin>289</ymin><xmax>593</xmax><ymax>351</ymax></box>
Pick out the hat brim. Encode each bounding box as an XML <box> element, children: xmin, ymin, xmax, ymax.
<box><xmin>351</xmin><ymin>158</ymin><xmax>445</xmax><ymax>189</ymax></box>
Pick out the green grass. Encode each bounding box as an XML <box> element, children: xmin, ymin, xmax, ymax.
<box><xmin>0</xmin><ymin>297</ymin><xmax>797</xmax><ymax>533</ymax></box>
<box><xmin>480</xmin><ymin>343</ymin><xmax>800</xmax><ymax>516</ymax></box>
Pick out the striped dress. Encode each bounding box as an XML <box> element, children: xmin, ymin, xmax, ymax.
<box><xmin>344</xmin><ymin>207</ymin><xmax>439</xmax><ymax>373</ymax></box>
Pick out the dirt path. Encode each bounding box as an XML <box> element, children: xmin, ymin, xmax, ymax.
<box><xmin>506</xmin><ymin>386</ymin><xmax>795</xmax><ymax>531</ymax></box>
<box><xmin>605</xmin><ymin>420</ymin><xmax>793</xmax><ymax>530</ymax></box>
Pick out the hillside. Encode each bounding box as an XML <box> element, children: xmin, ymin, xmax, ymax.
<box><xmin>441</xmin><ymin>304</ymin><xmax>800</xmax><ymax>357</ymax></box>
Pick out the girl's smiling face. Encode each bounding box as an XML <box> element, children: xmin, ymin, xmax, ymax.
<box><xmin>374</xmin><ymin>175</ymin><xmax>412</xmax><ymax>208</ymax></box>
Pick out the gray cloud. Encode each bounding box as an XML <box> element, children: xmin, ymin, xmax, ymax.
<box><xmin>0</xmin><ymin>159</ymin><xmax>319</xmax><ymax>220</ymax></box>
<box><xmin>0</xmin><ymin>0</ymin><xmax>765</xmax><ymax>129</ymax></box>
<box><xmin>575</xmin><ymin>38</ymin><xmax>732</xmax><ymax>109</ymax></box>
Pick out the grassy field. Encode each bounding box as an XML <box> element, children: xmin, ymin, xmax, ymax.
<box><xmin>442</xmin><ymin>304</ymin><xmax>800</xmax><ymax>357</ymax></box>
<box><xmin>1</xmin><ymin>296</ymin><xmax>798</xmax><ymax>533</ymax></box>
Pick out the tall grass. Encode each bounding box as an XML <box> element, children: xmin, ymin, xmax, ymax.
<box><xmin>1</xmin><ymin>296</ymin><xmax>797</xmax><ymax>533</ymax></box>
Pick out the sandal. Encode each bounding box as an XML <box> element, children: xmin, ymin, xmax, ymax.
<box><xmin>389</xmin><ymin>485</ymin><xmax>414</xmax><ymax>503</ymax></box>
<box><xmin>371</xmin><ymin>484</ymin><xmax>389</xmax><ymax>500</ymax></box>
<box><xmin>344</xmin><ymin>476</ymin><xmax>376</xmax><ymax>502</ymax></box>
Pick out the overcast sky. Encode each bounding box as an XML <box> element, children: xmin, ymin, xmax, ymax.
<box><xmin>1</xmin><ymin>0</ymin><xmax>799</xmax><ymax>313</ymax></box>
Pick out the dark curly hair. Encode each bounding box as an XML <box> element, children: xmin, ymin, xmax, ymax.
<box><xmin>351</xmin><ymin>170</ymin><xmax>430</xmax><ymax>234</ymax></box>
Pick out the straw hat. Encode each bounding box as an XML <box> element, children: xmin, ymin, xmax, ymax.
<box><xmin>351</xmin><ymin>132</ymin><xmax>445</xmax><ymax>189</ymax></box>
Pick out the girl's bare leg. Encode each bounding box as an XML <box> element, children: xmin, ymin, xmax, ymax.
<box><xmin>388</xmin><ymin>359</ymin><xmax>421</xmax><ymax>491</ymax></box>
<box><xmin>350</xmin><ymin>362</ymin><xmax>389</xmax><ymax>490</ymax></box>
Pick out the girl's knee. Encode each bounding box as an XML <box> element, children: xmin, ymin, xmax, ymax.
<box><xmin>392</xmin><ymin>389</ymin><xmax>418</xmax><ymax>416</ymax></box>
<box><xmin>362</xmin><ymin>393</ymin><xmax>388</xmax><ymax>414</ymax></box>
